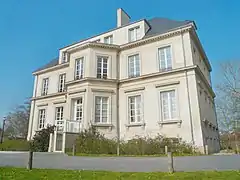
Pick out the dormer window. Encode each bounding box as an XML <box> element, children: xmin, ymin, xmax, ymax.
<box><xmin>128</xmin><ymin>26</ymin><xmax>140</xmax><ymax>42</ymax></box>
<box><xmin>104</xmin><ymin>35</ymin><xmax>113</xmax><ymax>44</ymax></box>
<box><xmin>62</xmin><ymin>52</ymin><xmax>67</xmax><ymax>63</ymax></box>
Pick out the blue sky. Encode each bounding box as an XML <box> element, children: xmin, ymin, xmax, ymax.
<box><xmin>0</xmin><ymin>0</ymin><xmax>239</xmax><ymax>123</ymax></box>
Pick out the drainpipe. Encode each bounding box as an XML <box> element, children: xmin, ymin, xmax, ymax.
<box><xmin>116</xmin><ymin>53</ymin><xmax>120</xmax><ymax>156</ymax></box>
<box><xmin>29</xmin><ymin>75</ymin><xmax>38</xmax><ymax>140</ymax></box>
<box><xmin>181</xmin><ymin>31</ymin><xmax>195</xmax><ymax>144</ymax></box>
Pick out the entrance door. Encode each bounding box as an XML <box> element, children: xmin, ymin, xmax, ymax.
<box><xmin>55</xmin><ymin>133</ymin><xmax>63</xmax><ymax>152</ymax></box>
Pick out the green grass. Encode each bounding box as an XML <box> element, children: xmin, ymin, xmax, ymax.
<box><xmin>0</xmin><ymin>139</ymin><xmax>29</xmax><ymax>151</ymax></box>
<box><xmin>66</xmin><ymin>152</ymin><xmax>202</xmax><ymax>157</ymax></box>
<box><xmin>0</xmin><ymin>168</ymin><xmax>239</xmax><ymax>180</ymax></box>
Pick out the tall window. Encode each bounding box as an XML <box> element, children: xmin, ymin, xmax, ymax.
<box><xmin>128</xmin><ymin>95</ymin><xmax>142</xmax><ymax>123</ymax></box>
<box><xmin>97</xmin><ymin>56</ymin><xmax>108</xmax><ymax>79</ymax></box>
<box><xmin>160</xmin><ymin>90</ymin><xmax>177</xmax><ymax>120</ymax></box>
<box><xmin>62</xmin><ymin>52</ymin><xmax>67</xmax><ymax>63</ymax></box>
<box><xmin>58</xmin><ymin>74</ymin><xmax>66</xmax><ymax>92</ymax></box>
<box><xmin>55</xmin><ymin>107</ymin><xmax>63</xmax><ymax>131</ymax></box>
<box><xmin>41</xmin><ymin>78</ymin><xmax>49</xmax><ymax>96</ymax></box>
<box><xmin>75</xmin><ymin>58</ymin><xmax>84</xmax><ymax>79</ymax></box>
<box><xmin>104</xmin><ymin>35</ymin><xmax>113</xmax><ymax>44</ymax></box>
<box><xmin>158</xmin><ymin>46</ymin><xmax>172</xmax><ymax>71</ymax></box>
<box><xmin>129</xmin><ymin>26</ymin><xmax>140</xmax><ymax>42</ymax></box>
<box><xmin>95</xmin><ymin>96</ymin><xmax>108</xmax><ymax>123</ymax></box>
<box><xmin>128</xmin><ymin>54</ymin><xmax>140</xmax><ymax>78</ymax></box>
<box><xmin>38</xmin><ymin>109</ymin><xmax>46</xmax><ymax>129</ymax></box>
<box><xmin>74</xmin><ymin>98</ymin><xmax>83</xmax><ymax>121</ymax></box>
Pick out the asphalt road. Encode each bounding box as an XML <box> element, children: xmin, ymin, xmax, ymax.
<box><xmin>0</xmin><ymin>152</ymin><xmax>240</xmax><ymax>172</ymax></box>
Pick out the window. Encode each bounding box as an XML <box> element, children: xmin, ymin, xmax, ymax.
<box><xmin>74</xmin><ymin>98</ymin><xmax>83</xmax><ymax>121</ymax></box>
<box><xmin>41</xmin><ymin>78</ymin><xmax>49</xmax><ymax>96</ymax></box>
<box><xmin>75</xmin><ymin>57</ymin><xmax>84</xmax><ymax>79</ymax></box>
<box><xmin>128</xmin><ymin>54</ymin><xmax>140</xmax><ymax>78</ymax></box>
<box><xmin>158</xmin><ymin>46</ymin><xmax>172</xmax><ymax>71</ymax></box>
<box><xmin>62</xmin><ymin>52</ymin><xmax>67</xmax><ymax>63</ymax></box>
<box><xmin>129</xmin><ymin>26</ymin><xmax>140</xmax><ymax>42</ymax></box>
<box><xmin>104</xmin><ymin>35</ymin><xmax>113</xmax><ymax>44</ymax></box>
<box><xmin>95</xmin><ymin>96</ymin><xmax>108</xmax><ymax>123</ymax></box>
<box><xmin>160</xmin><ymin>90</ymin><xmax>177</xmax><ymax>120</ymax></box>
<box><xmin>55</xmin><ymin>107</ymin><xmax>64</xmax><ymax>131</ymax></box>
<box><xmin>128</xmin><ymin>95</ymin><xmax>142</xmax><ymax>123</ymax></box>
<box><xmin>38</xmin><ymin>109</ymin><xmax>46</xmax><ymax>129</ymax></box>
<box><xmin>97</xmin><ymin>56</ymin><xmax>108</xmax><ymax>79</ymax></box>
<box><xmin>58</xmin><ymin>74</ymin><xmax>66</xmax><ymax>92</ymax></box>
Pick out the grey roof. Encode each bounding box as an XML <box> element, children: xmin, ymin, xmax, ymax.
<box><xmin>145</xmin><ymin>17</ymin><xmax>193</xmax><ymax>38</ymax></box>
<box><xmin>35</xmin><ymin>18</ymin><xmax>193</xmax><ymax>73</ymax></box>
<box><xmin>34</xmin><ymin>57</ymin><xmax>59</xmax><ymax>72</ymax></box>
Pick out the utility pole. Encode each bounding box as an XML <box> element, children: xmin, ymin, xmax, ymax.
<box><xmin>0</xmin><ymin>117</ymin><xmax>6</xmax><ymax>144</ymax></box>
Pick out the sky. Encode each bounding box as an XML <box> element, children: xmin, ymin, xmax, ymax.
<box><xmin>0</xmin><ymin>0</ymin><xmax>240</xmax><ymax>124</ymax></box>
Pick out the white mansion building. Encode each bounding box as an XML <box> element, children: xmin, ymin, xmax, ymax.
<box><xmin>27</xmin><ymin>9</ymin><xmax>220</xmax><ymax>153</ymax></box>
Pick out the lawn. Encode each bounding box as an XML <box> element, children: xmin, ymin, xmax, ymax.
<box><xmin>0</xmin><ymin>168</ymin><xmax>240</xmax><ymax>180</ymax></box>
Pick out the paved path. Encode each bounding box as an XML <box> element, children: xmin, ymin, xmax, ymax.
<box><xmin>0</xmin><ymin>152</ymin><xmax>239</xmax><ymax>172</ymax></box>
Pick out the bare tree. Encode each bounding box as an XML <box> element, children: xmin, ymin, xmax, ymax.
<box><xmin>215</xmin><ymin>61</ymin><xmax>240</xmax><ymax>132</ymax></box>
<box><xmin>4</xmin><ymin>100</ymin><xmax>30</xmax><ymax>139</ymax></box>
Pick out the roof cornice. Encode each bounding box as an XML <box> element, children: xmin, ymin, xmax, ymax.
<box><xmin>66</xmin><ymin>42</ymin><xmax>120</xmax><ymax>53</ymax></box>
<box><xmin>33</xmin><ymin>62</ymin><xmax>69</xmax><ymax>75</ymax></box>
<box><xmin>120</xmin><ymin>24</ymin><xmax>193</xmax><ymax>50</ymax></box>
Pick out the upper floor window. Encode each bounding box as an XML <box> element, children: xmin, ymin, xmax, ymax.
<box><xmin>160</xmin><ymin>90</ymin><xmax>177</xmax><ymax>120</ymax></box>
<box><xmin>128</xmin><ymin>54</ymin><xmax>140</xmax><ymax>78</ymax></box>
<box><xmin>128</xmin><ymin>26</ymin><xmax>140</xmax><ymax>42</ymax></box>
<box><xmin>73</xmin><ymin>98</ymin><xmax>83</xmax><ymax>121</ymax></box>
<box><xmin>58</xmin><ymin>74</ymin><xmax>66</xmax><ymax>92</ymax></box>
<box><xmin>41</xmin><ymin>78</ymin><xmax>49</xmax><ymax>96</ymax></box>
<box><xmin>158</xmin><ymin>46</ymin><xmax>172</xmax><ymax>72</ymax></box>
<box><xmin>95</xmin><ymin>96</ymin><xmax>109</xmax><ymax>123</ymax></box>
<box><xmin>38</xmin><ymin>109</ymin><xmax>46</xmax><ymax>129</ymax></box>
<box><xmin>55</xmin><ymin>107</ymin><xmax>64</xmax><ymax>131</ymax></box>
<box><xmin>75</xmin><ymin>57</ymin><xmax>84</xmax><ymax>80</ymax></box>
<box><xmin>104</xmin><ymin>35</ymin><xmax>113</xmax><ymax>44</ymax></box>
<box><xmin>62</xmin><ymin>52</ymin><xmax>67</xmax><ymax>63</ymax></box>
<box><xmin>128</xmin><ymin>95</ymin><xmax>142</xmax><ymax>123</ymax></box>
<box><xmin>97</xmin><ymin>56</ymin><xmax>108</xmax><ymax>79</ymax></box>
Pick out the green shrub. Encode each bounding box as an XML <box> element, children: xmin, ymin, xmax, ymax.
<box><xmin>30</xmin><ymin>125</ymin><xmax>55</xmax><ymax>152</ymax></box>
<box><xmin>0</xmin><ymin>139</ymin><xmax>29</xmax><ymax>151</ymax></box>
<box><xmin>74</xmin><ymin>127</ymin><xmax>196</xmax><ymax>156</ymax></box>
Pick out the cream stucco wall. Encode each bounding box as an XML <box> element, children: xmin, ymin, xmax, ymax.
<box><xmin>28</xmin><ymin>25</ymin><xmax>220</xmax><ymax>153</ymax></box>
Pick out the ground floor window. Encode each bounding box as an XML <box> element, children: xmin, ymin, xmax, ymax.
<box><xmin>95</xmin><ymin>96</ymin><xmax>108</xmax><ymax>123</ymax></box>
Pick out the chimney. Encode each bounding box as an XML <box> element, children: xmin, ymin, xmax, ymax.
<box><xmin>117</xmin><ymin>8</ymin><xmax>130</xmax><ymax>27</ymax></box>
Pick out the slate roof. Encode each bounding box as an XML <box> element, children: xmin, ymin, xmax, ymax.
<box><xmin>35</xmin><ymin>18</ymin><xmax>193</xmax><ymax>73</ymax></box>
<box><xmin>144</xmin><ymin>17</ymin><xmax>193</xmax><ymax>38</ymax></box>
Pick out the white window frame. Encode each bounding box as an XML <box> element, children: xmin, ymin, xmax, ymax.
<box><xmin>58</xmin><ymin>74</ymin><xmax>66</xmax><ymax>92</ymax></box>
<box><xmin>55</xmin><ymin>106</ymin><xmax>64</xmax><ymax>131</ymax></box>
<box><xmin>73</xmin><ymin>98</ymin><xmax>83</xmax><ymax>122</ymax></box>
<box><xmin>128</xmin><ymin>94</ymin><xmax>143</xmax><ymax>124</ymax></box>
<box><xmin>104</xmin><ymin>35</ymin><xmax>113</xmax><ymax>44</ymax></box>
<box><xmin>128</xmin><ymin>54</ymin><xmax>140</xmax><ymax>78</ymax></box>
<box><xmin>158</xmin><ymin>46</ymin><xmax>172</xmax><ymax>72</ymax></box>
<box><xmin>41</xmin><ymin>78</ymin><xmax>49</xmax><ymax>96</ymax></box>
<box><xmin>38</xmin><ymin>109</ymin><xmax>46</xmax><ymax>130</ymax></box>
<box><xmin>75</xmin><ymin>57</ymin><xmax>84</xmax><ymax>80</ymax></box>
<box><xmin>62</xmin><ymin>52</ymin><xmax>67</xmax><ymax>63</ymax></box>
<box><xmin>97</xmin><ymin>56</ymin><xmax>108</xmax><ymax>79</ymax></box>
<box><xmin>128</xmin><ymin>26</ymin><xmax>140</xmax><ymax>42</ymax></box>
<box><xmin>94</xmin><ymin>96</ymin><xmax>109</xmax><ymax>124</ymax></box>
<box><xmin>159</xmin><ymin>89</ymin><xmax>178</xmax><ymax>121</ymax></box>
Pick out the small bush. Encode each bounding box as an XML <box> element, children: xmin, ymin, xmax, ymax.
<box><xmin>30</xmin><ymin>125</ymin><xmax>55</xmax><ymax>152</ymax></box>
<box><xmin>0</xmin><ymin>139</ymin><xmax>29</xmax><ymax>151</ymax></box>
<box><xmin>74</xmin><ymin>127</ymin><xmax>196</xmax><ymax>156</ymax></box>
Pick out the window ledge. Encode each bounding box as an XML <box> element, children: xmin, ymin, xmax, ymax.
<box><xmin>92</xmin><ymin>123</ymin><xmax>113</xmax><ymax>131</ymax></box>
<box><xmin>125</xmin><ymin>123</ymin><xmax>146</xmax><ymax>129</ymax></box>
<box><xmin>158</xmin><ymin>120</ymin><xmax>182</xmax><ymax>127</ymax></box>
<box><xmin>92</xmin><ymin>123</ymin><xmax>113</xmax><ymax>127</ymax></box>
